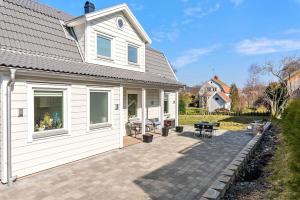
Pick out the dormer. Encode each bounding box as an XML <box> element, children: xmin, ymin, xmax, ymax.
<box><xmin>66</xmin><ymin>2</ymin><xmax>151</xmax><ymax>72</ymax></box>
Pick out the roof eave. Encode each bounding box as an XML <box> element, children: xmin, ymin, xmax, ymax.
<box><xmin>66</xmin><ymin>4</ymin><xmax>152</xmax><ymax>44</ymax></box>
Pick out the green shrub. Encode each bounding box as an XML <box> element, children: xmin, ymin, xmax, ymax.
<box><xmin>281</xmin><ymin>99</ymin><xmax>300</xmax><ymax>198</ymax></box>
<box><xmin>269</xmin><ymin>99</ymin><xmax>300</xmax><ymax>199</ymax></box>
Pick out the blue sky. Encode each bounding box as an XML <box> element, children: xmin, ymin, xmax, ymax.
<box><xmin>40</xmin><ymin>0</ymin><xmax>300</xmax><ymax>87</ymax></box>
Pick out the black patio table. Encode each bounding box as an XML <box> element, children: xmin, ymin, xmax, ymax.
<box><xmin>194</xmin><ymin>122</ymin><xmax>215</xmax><ymax>137</ymax></box>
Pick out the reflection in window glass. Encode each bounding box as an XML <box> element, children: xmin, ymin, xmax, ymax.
<box><xmin>34</xmin><ymin>91</ymin><xmax>63</xmax><ymax>132</ymax></box>
<box><xmin>97</xmin><ymin>36</ymin><xmax>111</xmax><ymax>58</ymax></box>
<box><xmin>128</xmin><ymin>94</ymin><xmax>138</xmax><ymax>118</ymax></box>
<box><xmin>164</xmin><ymin>94</ymin><xmax>169</xmax><ymax>114</ymax></box>
<box><xmin>128</xmin><ymin>46</ymin><xmax>138</xmax><ymax>63</ymax></box>
<box><xmin>90</xmin><ymin>92</ymin><xmax>109</xmax><ymax>124</ymax></box>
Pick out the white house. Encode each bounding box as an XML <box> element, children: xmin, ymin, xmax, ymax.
<box><xmin>0</xmin><ymin>0</ymin><xmax>182</xmax><ymax>184</ymax></box>
<box><xmin>198</xmin><ymin>76</ymin><xmax>231</xmax><ymax>112</ymax></box>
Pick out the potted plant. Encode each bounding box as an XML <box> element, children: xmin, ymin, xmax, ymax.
<box><xmin>162</xmin><ymin>126</ymin><xmax>169</xmax><ymax>136</ymax></box>
<box><xmin>175</xmin><ymin>126</ymin><xmax>184</xmax><ymax>133</ymax></box>
<box><xmin>143</xmin><ymin>133</ymin><xmax>153</xmax><ymax>143</ymax></box>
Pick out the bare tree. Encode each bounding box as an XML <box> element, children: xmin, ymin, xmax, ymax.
<box><xmin>262</xmin><ymin>57</ymin><xmax>300</xmax><ymax>118</ymax></box>
<box><xmin>244</xmin><ymin>64</ymin><xmax>264</xmax><ymax>108</ymax></box>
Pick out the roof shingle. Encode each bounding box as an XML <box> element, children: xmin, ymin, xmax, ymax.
<box><xmin>0</xmin><ymin>0</ymin><xmax>181</xmax><ymax>86</ymax></box>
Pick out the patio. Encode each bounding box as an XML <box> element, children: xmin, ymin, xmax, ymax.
<box><xmin>0</xmin><ymin>126</ymin><xmax>253</xmax><ymax>200</ymax></box>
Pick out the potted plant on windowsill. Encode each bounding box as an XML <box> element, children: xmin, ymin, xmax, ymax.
<box><xmin>143</xmin><ymin>133</ymin><xmax>153</xmax><ymax>143</ymax></box>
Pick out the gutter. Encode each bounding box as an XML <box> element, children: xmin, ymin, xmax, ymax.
<box><xmin>6</xmin><ymin>68</ymin><xmax>17</xmax><ymax>186</ymax></box>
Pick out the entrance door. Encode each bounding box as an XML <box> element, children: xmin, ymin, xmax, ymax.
<box><xmin>128</xmin><ymin>93</ymin><xmax>138</xmax><ymax>119</ymax></box>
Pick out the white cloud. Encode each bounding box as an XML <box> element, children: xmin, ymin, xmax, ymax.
<box><xmin>173</xmin><ymin>45</ymin><xmax>220</xmax><ymax>68</ymax></box>
<box><xmin>230</xmin><ymin>0</ymin><xmax>245</xmax><ymax>6</ymax></box>
<box><xmin>235</xmin><ymin>38</ymin><xmax>300</xmax><ymax>55</ymax></box>
<box><xmin>151</xmin><ymin>28</ymin><xmax>180</xmax><ymax>42</ymax></box>
<box><xmin>129</xmin><ymin>3</ymin><xmax>144</xmax><ymax>11</ymax></box>
<box><xmin>184</xmin><ymin>3</ymin><xmax>220</xmax><ymax>18</ymax></box>
<box><xmin>283</xmin><ymin>28</ymin><xmax>300</xmax><ymax>35</ymax></box>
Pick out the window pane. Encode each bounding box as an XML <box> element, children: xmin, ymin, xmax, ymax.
<box><xmin>97</xmin><ymin>36</ymin><xmax>111</xmax><ymax>57</ymax></box>
<box><xmin>128</xmin><ymin>46</ymin><xmax>138</xmax><ymax>63</ymax></box>
<box><xmin>90</xmin><ymin>92</ymin><xmax>109</xmax><ymax>124</ymax></box>
<box><xmin>34</xmin><ymin>91</ymin><xmax>63</xmax><ymax>132</ymax></box>
<box><xmin>164</xmin><ymin>94</ymin><xmax>169</xmax><ymax>113</ymax></box>
<box><xmin>128</xmin><ymin>94</ymin><xmax>138</xmax><ymax>118</ymax></box>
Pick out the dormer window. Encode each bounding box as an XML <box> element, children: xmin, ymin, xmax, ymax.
<box><xmin>97</xmin><ymin>35</ymin><xmax>111</xmax><ymax>58</ymax></box>
<box><xmin>128</xmin><ymin>45</ymin><xmax>138</xmax><ymax>64</ymax></box>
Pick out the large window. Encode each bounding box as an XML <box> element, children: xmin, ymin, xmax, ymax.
<box><xmin>164</xmin><ymin>93</ymin><xmax>169</xmax><ymax>114</ymax></box>
<box><xmin>128</xmin><ymin>94</ymin><xmax>138</xmax><ymax>118</ymax></box>
<box><xmin>90</xmin><ymin>91</ymin><xmax>109</xmax><ymax>125</ymax></box>
<box><xmin>128</xmin><ymin>45</ymin><xmax>138</xmax><ymax>64</ymax></box>
<box><xmin>97</xmin><ymin>36</ymin><xmax>111</xmax><ymax>58</ymax></box>
<box><xmin>34</xmin><ymin>90</ymin><xmax>64</xmax><ymax>132</ymax></box>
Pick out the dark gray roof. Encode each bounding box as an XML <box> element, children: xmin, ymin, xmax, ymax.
<box><xmin>0</xmin><ymin>0</ymin><xmax>181</xmax><ymax>86</ymax></box>
<box><xmin>0</xmin><ymin>49</ymin><xmax>181</xmax><ymax>85</ymax></box>
<box><xmin>146</xmin><ymin>46</ymin><xmax>177</xmax><ymax>80</ymax></box>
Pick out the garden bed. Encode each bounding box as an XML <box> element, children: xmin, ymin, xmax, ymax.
<box><xmin>222</xmin><ymin>124</ymin><xmax>278</xmax><ymax>199</ymax></box>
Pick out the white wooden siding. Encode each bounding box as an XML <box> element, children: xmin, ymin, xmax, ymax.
<box><xmin>9</xmin><ymin>80</ymin><xmax>121</xmax><ymax>177</ymax></box>
<box><xmin>146</xmin><ymin>89</ymin><xmax>160</xmax><ymax>119</ymax></box>
<box><xmin>86</xmin><ymin>12</ymin><xmax>146</xmax><ymax>72</ymax></box>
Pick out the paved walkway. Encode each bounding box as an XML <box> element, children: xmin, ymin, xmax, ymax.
<box><xmin>0</xmin><ymin>127</ymin><xmax>253</xmax><ymax>200</ymax></box>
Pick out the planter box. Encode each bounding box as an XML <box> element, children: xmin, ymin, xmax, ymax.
<box><xmin>143</xmin><ymin>134</ymin><xmax>153</xmax><ymax>143</ymax></box>
<box><xmin>162</xmin><ymin>127</ymin><xmax>169</xmax><ymax>137</ymax></box>
<box><xmin>175</xmin><ymin>126</ymin><xmax>184</xmax><ymax>133</ymax></box>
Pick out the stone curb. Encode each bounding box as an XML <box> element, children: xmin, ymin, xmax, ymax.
<box><xmin>199</xmin><ymin>122</ymin><xmax>272</xmax><ymax>200</ymax></box>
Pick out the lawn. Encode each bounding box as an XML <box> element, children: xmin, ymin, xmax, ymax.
<box><xmin>179</xmin><ymin>115</ymin><xmax>268</xmax><ymax>130</ymax></box>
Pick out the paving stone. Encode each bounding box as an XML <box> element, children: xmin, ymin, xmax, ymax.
<box><xmin>0</xmin><ymin>126</ymin><xmax>252</xmax><ymax>200</ymax></box>
<box><xmin>202</xmin><ymin>188</ymin><xmax>221</xmax><ymax>199</ymax></box>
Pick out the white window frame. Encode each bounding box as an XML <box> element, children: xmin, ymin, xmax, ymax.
<box><xmin>164</xmin><ymin>93</ymin><xmax>170</xmax><ymax>115</ymax></box>
<box><xmin>87</xmin><ymin>87</ymin><xmax>113</xmax><ymax>131</ymax></box>
<box><xmin>27</xmin><ymin>84</ymin><xmax>71</xmax><ymax>142</ymax></box>
<box><xmin>96</xmin><ymin>33</ymin><xmax>114</xmax><ymax>61</ymax></box>
<box><xmin>127</xmin><ymin>43</ymin><xmax>139</xmax><ymax>66</ymax></box>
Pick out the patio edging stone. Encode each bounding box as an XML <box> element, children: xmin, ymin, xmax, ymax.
<box><xmin>199</xmin><ymin>122</ymin><xmax>272</xmax><ymax>200</ymax></box>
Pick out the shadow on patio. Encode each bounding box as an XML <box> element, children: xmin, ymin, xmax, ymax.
<box><xmin>133</xmin><ymin>129</ymin><xmax>252</xmax><ymax>200</ymax></box>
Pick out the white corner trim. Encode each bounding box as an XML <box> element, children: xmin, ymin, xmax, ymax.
<box><xmin>0</xmin><ymin>75</ymin><xmax>8</xmax><ymax>183</ymax></box>
<box><xmin>119</xmin><ymin>85</ymin><xmax>124</xmax><ymax>148</ymax></box>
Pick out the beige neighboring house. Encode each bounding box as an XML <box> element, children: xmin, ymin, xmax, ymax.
<box><xmin>285</xmin><ymin>69</ymin><xmax>300</xmax><ymax>97</ymax></box>
<box><xmin>198</xmin><ymin>76</ymin><xmax>231</xmax><ymax>112</ymax></box>
<box><xmin>0</xmin><ymin>0</ymin><xmax>183</xmax><ymax>184</ymax></box>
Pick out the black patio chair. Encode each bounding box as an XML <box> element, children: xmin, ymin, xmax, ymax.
<box><xmin>203</xmin><ymin>124</ymin><xmax>214</xmax><ymax>138</ymax></box>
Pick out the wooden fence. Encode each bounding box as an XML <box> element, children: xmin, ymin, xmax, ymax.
<box><xmin>182</xmin><ymin>109</ymin><xmax>270</xmax><ymax>116</ymax></box>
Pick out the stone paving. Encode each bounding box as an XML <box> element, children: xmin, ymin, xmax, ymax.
<box><xmin>0</xmin><ymin>126</ymin><xmax>253</xmax><ymax>200</ymax></box>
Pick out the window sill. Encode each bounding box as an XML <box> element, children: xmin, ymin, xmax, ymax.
<box><xmin>89</xmin><ymin>123</ymin><xmax>112</xmax><ymax>131</ymax></box>
<box><xmin>128</xmin><ymin>62</ymin><xmax>140</xmax><ymax>67</ymax></box>
<box><xmin>96</xmin><ymin>55</ymin><xmax>114</xmax><ymax>62</ymax></box>
<box><xmin>33</xmin><ymin>129</ymin><xmax>68</xmax><ymax>140</ymax></box>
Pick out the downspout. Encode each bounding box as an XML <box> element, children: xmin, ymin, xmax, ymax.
<box><xmin>6</xmin><ymin>68</ymin><xmax>17</xmax><ymax>186</ymax></box>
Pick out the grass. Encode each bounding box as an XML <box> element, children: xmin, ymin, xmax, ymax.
<box><xmin>179</xmin><ymin>115</ymin><xmax>268</xmax><ymax>130</ymax></box>
<box><xmin>267</xmin><ymin>100</ymin><xmax>300</xmax><ymax>199</ymax></box>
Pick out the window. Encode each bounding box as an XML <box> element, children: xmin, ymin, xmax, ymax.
<box><xmin>97</xmin><ymin>36</ymin><xmax>111</xmax><ymax>58</ymax></box>
<box><xmin>128</xmin><ymin>94</ymin><xmax>138</xmax><ymax>118</ymax></box>
<box><xmin>215</xmin><ymin>97</ymin><xmax>219</xmax><ymax>101</ymax></box>
<box><xmin>34</xmin><ymin>91</ymin><xmax>64</xmax><ymax>132</ymax></box>
<box><xmin>90</xmin><ymin>91</ymin><xmax>109</xmax><ymax>124</ymax></box>
<box><xmin>164</xmin><ymin>94</ymin><xmax>169</xmax><ymax>114</ymax></box>
<box><xmin>128</xmin><ymin>45</ymin><xmax>138</xmax><ymax>64</ymax></box>
<box><xmin>89</xmin><ymin>90</ymin><xmax>111</xmax><ymax>129</ymax></box>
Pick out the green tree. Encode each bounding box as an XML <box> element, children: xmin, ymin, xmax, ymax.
<box><xmin>179</xmin><ymin>98</ymin><xmax>186</xmax><ymax>114</ymax></box>
<box><xmin>229</xmin><ymin>84</ymin><xmax>240</xmax><ymax>112</ymax></box>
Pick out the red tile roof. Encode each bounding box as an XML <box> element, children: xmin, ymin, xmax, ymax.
<box><xmin>217</xmin><ymin>92</ymin><xmax>231</xmax><ymax>102</ymax></box>
<box><xmin>212</xmin><ymin>76</ymin><xmax>230</xmax><ymax>93</ymax></box>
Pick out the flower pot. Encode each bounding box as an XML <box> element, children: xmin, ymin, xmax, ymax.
<box><xmin>143</xmin><ymin>134</ymin><xmax>153</xmax><ymax>143</ymax></box>
<box><xmin>162</xmin><ymin>127</ymin><xmax>169</xmax><ymax>137</ymax></box>
<box><xmin>175</xmin><ymin>126</ymin><xmax>184</xmax><ymax>133</ymax></box>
